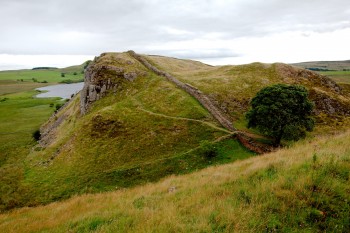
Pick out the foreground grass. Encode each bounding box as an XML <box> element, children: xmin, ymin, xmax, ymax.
<box><xmin>1</xmin><ymin>129</ymin><xmax>349</xmax><ymax>232</ymax></box>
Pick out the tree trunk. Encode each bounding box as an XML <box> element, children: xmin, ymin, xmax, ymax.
<box><xmin>275</xmin><ymin>130</ymin><xmax>283</xmax><ymax>146</ymax></box>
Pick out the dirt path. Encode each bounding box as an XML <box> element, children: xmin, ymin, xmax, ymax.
<box><xmin>128</xmin><ymin>51</ymin><xmax>236</xmax><ymax>131</ymax></box>
<box><xmin>138</xmin><ymin>107</ymin><xmax>232</xmax><ymax>134</ymax></box>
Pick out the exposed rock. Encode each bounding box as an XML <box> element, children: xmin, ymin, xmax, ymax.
<box><xmin>80</xmin><ymin>55</ymin><xmax>146</xmax><ymax>115</ymax></box>
<box><xmin>276</xmin><ymin>63</ymin><xmax>342</xmax><ymax>93</ymax></box>
<box><xmin>309</xmin><ymin>89</ymin><xmax>350</xmax><ymax>116</ymax></box>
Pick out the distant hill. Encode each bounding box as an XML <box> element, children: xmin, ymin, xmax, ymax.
<box><xmin>292</xmin><ymin>60</ymin><xmax>350</xmax><ymax>71</ymax></box>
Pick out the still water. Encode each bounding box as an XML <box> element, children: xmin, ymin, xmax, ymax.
<box><xmin>36</xmin><ymin>82</ymin><xmax>84</xmax><ymax>99</ymax></box>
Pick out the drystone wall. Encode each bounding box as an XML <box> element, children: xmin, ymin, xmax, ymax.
<box><xmin>128</xmin><ymin>50</ymin><xmax>236</xmax><ymax>131</ymax></box>
<box><xmin>128</xmin><ymin>51</ymin><xmax>274</xmax><ymax>154</ymax></box>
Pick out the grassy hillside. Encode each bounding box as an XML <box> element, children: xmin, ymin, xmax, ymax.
<box><xmin>145</xmin><ymin>55</ymin><xmax>350</xmax><ymax>133</ymax></box>
<box><xmin>1</xmin><ymin>128</ymin><xmax>349</xmax><ymax>232</ymax></box>
<box><xmin>0</xmin><ymin>53</ymin><xmax>253</xmax><ymax>211</ymax></box>
<box><xmin>1</xmin><ymin>52</ymin><xmax>350</xmax><ymax>219</ymax></box>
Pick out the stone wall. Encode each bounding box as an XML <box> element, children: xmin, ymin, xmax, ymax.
<box><xmin>128</xmin><ymin>50</ymin><xmax>236</xmax><ymax>131</ymax></box>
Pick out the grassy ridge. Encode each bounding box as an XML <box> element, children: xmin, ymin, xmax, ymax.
<box><xmin>21</xmin><ymin>71</ymin><xmax>252</xmax><ymax>205</ymax></box>
<box><xmin>146</xmin><ymin>56</ymin><xmax>350</xmax><ymax>135</ymax></box>
<box><xmin>1</xmin><ymin>129</ymin><xmax>349</xmax><ymax>232</ymax></box>
<box><xmin>0</xmin><ymin>52</ymin><xmax>253</xmax><ymax>211</ymax></box>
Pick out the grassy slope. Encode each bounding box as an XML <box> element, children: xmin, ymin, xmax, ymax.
<box><xmin>1</xmin><ymin>53</ymin><xmax>350</xmax><ymax>226</ymax></box>
<box><xmin>1</xmin><ymin>129</ymin><xmax>349</xmax><ymax>232</ymax></box>
<box><xmin>0</xmin><ymin>53</ymin><xmax>252</xmax><ymax>210</ymax></box>
<box><xmin>145</xmin><ymin>56</ymin><xmax>350</xmax><ymax>133</ymax></box>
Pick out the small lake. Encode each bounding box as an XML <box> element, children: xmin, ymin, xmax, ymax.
<box><xmin>36</xmin><ymin>82</ymin><xmax>84</xmax><ymax>99</ymax></box>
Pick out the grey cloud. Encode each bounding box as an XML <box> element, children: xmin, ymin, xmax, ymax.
<box><xmin>0</xmin><ymin>0</ymin><xmax>349</xmax><ymax>56</ymax></box>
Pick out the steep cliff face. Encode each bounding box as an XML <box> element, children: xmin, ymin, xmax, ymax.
<box><xmin>80</xmin><ymin>53</ymin><xmax>147</xmax><ymax>114</ymax></box>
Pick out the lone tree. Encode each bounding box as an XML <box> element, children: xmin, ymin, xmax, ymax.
<box><xmin>246</xmin><ymin>84</ymin><xmax>314</xmax><ymax>145</ymax></box>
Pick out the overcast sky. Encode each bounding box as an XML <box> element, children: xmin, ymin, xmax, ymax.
<box><xmin>1</xmin><ymin>0</ymin><xmax>350</xmax><ymax>70</ymax></box>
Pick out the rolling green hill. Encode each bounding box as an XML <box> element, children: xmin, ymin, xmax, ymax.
<box><xmin>1</xmin><ymin>51</ymin><xmax>350</xmax><ymax>230</ymax></box>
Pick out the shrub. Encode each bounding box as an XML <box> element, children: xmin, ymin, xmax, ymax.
<box><xmin>200</xmin><ymin>140</ymin><xmax>218</xmax><ymax>159</ymax></box>
<box><xmin>32</xmin><ymin>129</ymin><xmax>41</xmax><ymax>141</ymax></box>
<box><xmin>55</xmin><ymin>103</ymin><xmax>64</xmax><ymax>111</ymax></box>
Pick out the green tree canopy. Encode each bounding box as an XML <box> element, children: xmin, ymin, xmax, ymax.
<box><xmin>246</xmin><ymin>84</ymin><xmax>314</xmax><ymax>145</ymax></box>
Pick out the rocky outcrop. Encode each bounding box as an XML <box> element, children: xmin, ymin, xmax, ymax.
<box><xmin>309</xmin><ymin>89</ymin><xmax>350</xmax><ymax>116</ymax></box>
<box><xmin>80</xmin><ymin>54</ymin><xmax>145</xmax><ymax>115</ymax></box>
<box><xmin>277</xmin><ymin>63</ymin><xmax>342</xmax><ymax>93</ymax></box>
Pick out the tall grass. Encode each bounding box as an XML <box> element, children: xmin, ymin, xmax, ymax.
<box><xmin>0</xmin><ymin>129</ymin><xmax>349</xmax><ymax>232</ymax></box>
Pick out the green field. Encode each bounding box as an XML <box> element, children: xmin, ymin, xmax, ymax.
<box><xmin>319</xmin><ymin>70</ymin><xmax>350</xmax><ymax>84</ymax></box>
<box><xmin>0</xmin><ymin>65</ymin><xmax>86</xmax><ymax>96</ymax></box>
<box><xmin>0</xmin><ymin>66</ymin><xmax>84</xmax><ymax>210</ymax></box>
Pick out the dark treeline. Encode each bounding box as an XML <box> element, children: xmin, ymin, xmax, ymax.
<box><xmin>32</xmin><ymin>67</ymin><xmax>58</xmax><ymax>70</ymax></box>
